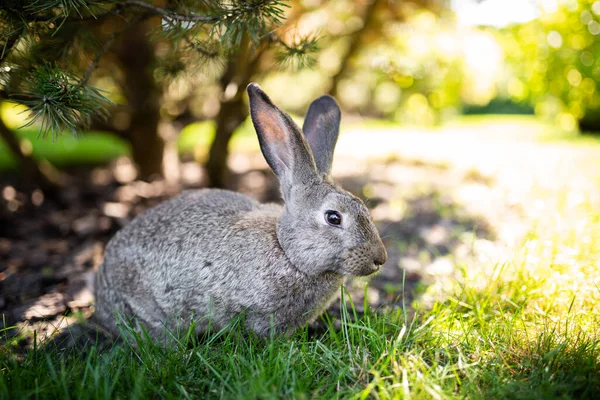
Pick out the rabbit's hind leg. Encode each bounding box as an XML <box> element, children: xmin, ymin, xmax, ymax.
<box><xmin>94</xmin><ymin>260</ymin><xmax>171</xmax><ymax>345</ymax></box>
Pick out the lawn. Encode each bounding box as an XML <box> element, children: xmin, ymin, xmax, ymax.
<box><xmin>1</xmin><ymin>113</ymin><xmax>600</xmax><ymax>398</ymax></box>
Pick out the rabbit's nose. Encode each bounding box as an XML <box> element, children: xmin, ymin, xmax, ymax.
<box><xmin>373</xmin><ymin>244</ymin><xmax>387</xmax><ymax>267</ymax></box>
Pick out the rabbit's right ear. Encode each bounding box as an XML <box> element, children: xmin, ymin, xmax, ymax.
<box><xmin>247</xmin><ymin>83</ymin><xmax>319</xmax><ymax>192</ymax></box>
<box><xmin>302</xmin><ymin>95</ymin><xmax>341</xmax><ymax>176</ymax></box>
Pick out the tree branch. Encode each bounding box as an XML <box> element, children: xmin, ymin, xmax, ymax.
<box><xmin>30</xmin><ymin>7</ymin><xmax>123</xmax><ymax>23</ymax></box>
<box><xmin>122</xmin><ymin>0</ymin><xmax>218</xmax><ymax>23</ymax></box>
<box><xmin>0</xmin><ymin>25</ymin><xmax>25</xmax><ymax>66</ymax></box>
<box><xmin>78</xmin><ymin>15</ymin><xmax>142</xmax><ymax>87</ymax></box>
<box><xmin>328</xmin><ymin>0</ymin><xmax>382</xmax><ymax>97</ymax></box>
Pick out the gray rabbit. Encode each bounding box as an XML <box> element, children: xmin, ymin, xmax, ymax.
<box><xmin>94</xmin><ymin>83</ymin><xmax>387</xmax><ymax>342</ymax></box>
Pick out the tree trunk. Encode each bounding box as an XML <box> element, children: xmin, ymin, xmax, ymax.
<box><xmin>205</xmin><ymin>95</ymin><xmax>248</xmax><ymax>188</ymax></box>
<box><xmin>328</xmin><ymin>0</ymin><xmax>381</xmax><ymax>98</ymax></box>
<box><xmin>205</xmin><ymin>35</ymin><xmax>262</xmax><ymax>188</ymax></box>
<box><xmin>0</xmin><ymin>116</ymin><xmax>55</xmax><ymax>190</ymax></box>
<box><xmin>114</xmin><ymin>20</ymin><xmax>164</xmax><ymax>181</ymax></box>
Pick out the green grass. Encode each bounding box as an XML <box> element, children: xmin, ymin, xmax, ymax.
<box><xmin>2</xmin><ymin>236</ymin><xmax>600</xmax><ymax>400</ymax></box>
<box><xmin>0</xmin><ymin>128</ymin><xmax>131</xmax><ymax>171</ymax></box>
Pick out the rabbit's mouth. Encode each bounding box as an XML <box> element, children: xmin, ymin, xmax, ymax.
<box><xmin>338</xmin><ymin>263</ymin><xmax>381</xmax><ymax>277</ymax></box>
<box><xmin>364</xmin><ymin>263</ymin><xmax>383</xmax><ymax>276</ymax></box>
<box><xmin>338</xmin><ymin>248</ymin><xmax>386</xmax><ymax>277</ymax></box>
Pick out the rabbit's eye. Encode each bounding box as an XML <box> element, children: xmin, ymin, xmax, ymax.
<box><xmin>325</xmin><ymin>210</ymin><xmax>342</xmax><ymax>227</ymax></box>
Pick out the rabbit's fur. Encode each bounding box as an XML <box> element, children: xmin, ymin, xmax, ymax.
<box><xmin>94</xmin><ymin>84</ymin><xmax>387</xmax><ymax>342</ymax></box>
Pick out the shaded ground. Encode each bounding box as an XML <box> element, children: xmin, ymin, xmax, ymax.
<box><xmin>0</xmin><ymin>148</ymin><xmax>498</xmax><ymax>346</ymax></box>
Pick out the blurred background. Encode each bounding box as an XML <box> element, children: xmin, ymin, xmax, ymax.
<box><xmin>1</xmin><ymin>0</ymin><xmax>600</xmax><ymax>341</ymax></box>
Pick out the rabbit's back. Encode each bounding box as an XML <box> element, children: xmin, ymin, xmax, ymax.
<box><xmin>101</xmin><ymin>189</ymin><xmax>263</xmax><ymax>280</ymax></box>
<box><xmin>114</xmin><ymin>189</ymin><xmax>259</xmax><ymax>244</ymax></box>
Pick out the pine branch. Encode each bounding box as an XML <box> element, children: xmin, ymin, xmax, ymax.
<box><xmin>214</xmin><ymin>1</ymin><xmax>289</xmax><ymax>47</ymax></box>
<box><xmin>29</xmin><ymin>7</ymin><xmax>124</xmax><ymax>23</ymax></box>
<box><xmin>154</xmin><ymin>40</ymin><xmax>222</xmax><ymax>85</ymax></box>
<box><xmin>125</xmin><ymin>0</ymin><xmax>290</xmax><ymax>48</ymax></box>
<box><xmin>18</xmin><ymin>65</ymin><xmax>113</xmax><ymax>140</ymax></box>
<box><xmin>274</xmin><ymin>33</ymin><xmax>319</xmax><ymax>69</ymax></box>
<box><xmin>1</xmin><ymin>0</ymin><xmax>299</xmax><ymax>143</ymax></box>
<box><xmin>25</xmin><ymin>0</ymin><xmax>95</xmax><ymax>18</ymax></box>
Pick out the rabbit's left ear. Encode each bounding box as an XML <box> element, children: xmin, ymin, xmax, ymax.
<box><xmin>302</xmin><ymin>95</ymin><xmax>341</xmax><ymax>176</ymax></box>
<box><xmin>247</xmin><ymin>83</ymin><xmax>319</xmax><ymax>194</ymax></box>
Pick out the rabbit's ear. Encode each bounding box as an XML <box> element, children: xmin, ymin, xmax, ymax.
<box><xmin>247</xmin><ymin>83</ymin><xmax>319</xmax><ymax>191</ymax></box>
<box><xmin>302</xmin><ymin>95</ymin><xmax>341</xmax><ymax>176</ymax></box>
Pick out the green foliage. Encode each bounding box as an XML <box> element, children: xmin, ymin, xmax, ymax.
<box><xmin>499</xmin><ymin>0</ymin><xmax>600</xmax><ymax>130</ymax></box>
<box><xmin>463</xmin><ymin>97</ymin><xmax>534</xmax><ymax>115</ymax></box>
<box><xmin>339</xmin><ymin>10</ymin><xmax>464</xmax><ymax>124</ymax></box>
<box><xmin>0</xmin><ymin>0</ymin><xmax>318</xmax><ymax>139</ymax></box>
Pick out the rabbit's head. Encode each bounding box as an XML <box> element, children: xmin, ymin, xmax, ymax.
<box><xmin>247</xmin><ymin>83</ymin><xmax>387</xmax><ymax>277</ymax></box>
